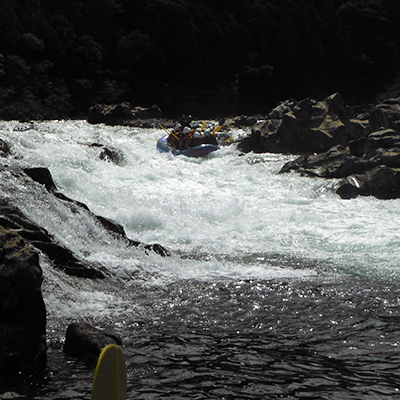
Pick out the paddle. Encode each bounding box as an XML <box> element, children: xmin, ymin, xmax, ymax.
<box><xmin>91</xmin><ymin>344</ymin><xmax>127</xmax><ymax>400</ymax></box>
<box><xmin>159</xmin><ymin>123</ymin><xmax>179</xmax><ymax>140</ymax></box>
<box><xmin>211</xmin><ymin>125</ymin><xmax>221</xmax><ymax>136</ymax></box>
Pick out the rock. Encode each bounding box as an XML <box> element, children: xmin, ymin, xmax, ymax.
<box><xmin>280</xmin><ymin>145</ymin><xmax>369</xmax><ymax>178</ymax></box>
<box><xmin>335</xmin><ymin>166</ymin><xmax>400</xmax><ymax>199</ymax></box>
<box><xmin>99</xmin><ymin>146</ymin><xmax>125</xmax><ymax>166</ymax></box>
<box><xmin>0</xmin><ymin>200</ymin><xmax>105</xmax><ymax>279</ymax></box>
<box><xmin>222</xmin><ymin>115</ymin><xmax>258</xmax><ymax>130</ymax></box>
<box><xmin>238</xmin><ymin>92</ymin><xmax>353</xmax><ymax>154</ymax></box>
<box><xmin>63</xmin><ymin>322</ymin><xmax>122</xmax><ymax>360</ymax></box>
<box><xmin>364</xmin><ymin>129</ymin><xmax>400</xmax><ymax>158</ymax></box>
<box><xmin>239</xmin><ymin>93</ymin><xmax>400</xmax><ymax>199</ymax></box>
<box><xmin>369</xmin><ymin>98</ymin><xmax>400</xmax><ymax>131</ymax></box>
<box><xmin>0</xmin><ymin>138</ymin><xmax>12</xmax><ymax>157</ymax></box>
<box><xmin>0</xmin><ymin>225</ymin><xmax>46</xmax><ymax>376</ymax></box>
<box><xmin>23</xmin><ymin>166</ymin><xmax>169</xmax><ymax>257</ymax></box>
<box><xmin>23</xmin><ymin>167</ymin><xmax>58</xmax><ymax>192</ymax></box>
<box><xmin>87</xmin><ymin>102</ymin><xmax>162</xmax><ymax>125</ymax></box>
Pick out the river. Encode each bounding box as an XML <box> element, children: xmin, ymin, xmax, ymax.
<box><xmin>1</xmin><ymin>120</ymin><xmax>400</xmax><ymax>399</ymax></box>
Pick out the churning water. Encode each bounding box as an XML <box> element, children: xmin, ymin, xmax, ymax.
<box><xmin>1</xmin><ymin>120</ymin><xmax>400</xmax><ymax>399</ymax></box>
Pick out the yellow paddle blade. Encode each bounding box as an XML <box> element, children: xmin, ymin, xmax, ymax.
<box><xmin>91</xmin><ymin>344</ymin><xmax>127</xmax><ymax>400</ymax></box>
<box><xmin>201</xmin><ymin>121</ymin><xmax>207</xmax><ymax>131</ymax></box>
<box><xmin>158</xmin><ymin>123</ymin><xmax>169</xmax><ymax>134</ymax></box>
<box><xmin>222</xmin><ymin>137</ymin><xmax>234</xmax><ymax>143</ymax></box>
<box><xmin>211</xmin><ymin>125</ymin><xmax>221</xmax><ymax>135</ymax></box>
<box><xmin>159</xmin><ymin>123</ymin><xmax>178</xmax><ymax>140</ymax></box>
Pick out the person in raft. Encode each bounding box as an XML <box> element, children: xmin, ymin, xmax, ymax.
<box><xmin>167</xmin><ymin>124</ymin><xmax>218</xmax><ymax>150</ymax></box>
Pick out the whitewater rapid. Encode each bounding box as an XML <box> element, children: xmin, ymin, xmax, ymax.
<box><xmin>3</xmin><ymin>120</ymin><xmax>400</xmax><ymax>399</ymax></box>
<box><xmin>1</xmin><ymin>119</ymin><xmax>400</xmax><ymax>323</ymax></box>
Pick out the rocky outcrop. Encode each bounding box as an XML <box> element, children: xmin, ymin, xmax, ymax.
<box><xmin>87</xmin><ymin>102</ymin><xmax>163</xmax><ymax>126</ymax></box>
<box><xmin>237</xmin><ymin>93</ymin><xmax>400</xmax><ymax>199</ymax></box>
<box><xmin>335</xmin><ymin>166</ymin><xmax>400</xmax><ymax>199</ymax></box>
<box><xmin>238</xmin><ymin>93</ymin><xmax>370</xmax><ymax>154</ymax></box>
<box><xmin>0</xmin><ymin>198</ymin><xmax>105</xmax><ymax>279</ymax></box>
<box><xmin>0</xmin><ymin>225</ymin><xmax>46</xmax><ymax>376</ymax></box>
<box><xmin>23</xmin><ymin>167</ymin><xmax>169</xmax><ymax>257</ymax></box>
<box><xmin>279</xmin><ymin>145</ymin><xmax>369</xmax><ymax>179</ymax></box>
<box><xmin>63</xmin><ymin>322</ymin><xmax>122</xmax><ymax>360</ymax></box>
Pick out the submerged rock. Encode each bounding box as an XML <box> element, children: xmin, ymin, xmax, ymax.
<box><xmin>63</xmin><ymin>322</ymin><xmax>122</xmax><ymax>360</ymax></box>
<box><xmin>0</xmin><ymin>225</ymin><xmax>46</xmax><ymax>376</ymax></box>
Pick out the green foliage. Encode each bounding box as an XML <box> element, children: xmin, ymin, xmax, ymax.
<box><xmin>0</xmin><ymin>0</ymin><xmax>400</xmax><ymax>118</ymax></box>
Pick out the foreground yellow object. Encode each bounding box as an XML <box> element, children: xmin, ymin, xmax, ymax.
<box><xmin>91</xmin><ymin>344</ymin><xmax>127</xmax><ymax>400</ymax></box>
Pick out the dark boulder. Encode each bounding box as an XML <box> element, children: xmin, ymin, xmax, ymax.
<box><xmin>23</xmin><ymin>167</ymin><xmax>58</xmax><ymax>192</ymax></box>
<box><xmin>63</xmin><ymin>322</ymin><xmax>122</xmax><ymax>360</ymax></box>
<box><xmin>280</xmin><ymin>145</ymin><xmax>369</xmax><ymax>178</ymax></box>
<box><xmin>363</xmin><ymin>129</ymin><xmax>400</xmax><ymax>158</ymax></box>
<box><xmin>99</xmin><ymin>146</ymin><xmax>126</xmax><ymax>166</ymax></box>
<box><xmin>335</xmin><ymin>166</ymin><xmax>400</xmax><ymax>199</ymax></box>
<box><xmin>0</xmin><ymin>200</ymin><xmax>105</xmax><ymax>279</ymax></box>
<box><xmin>369</xmin><ymin>98</ymin><xmax>400</xmax><ymax>131</ymax></box>
<box><xmin>238</xmin><ymin>93</ymin><xmax>362</xmax><ymax>154</ymax></box>
<box><xmin>0</xmin><ymin>226</ymin><xmax>46</xmax><ymax>376</ymax></box>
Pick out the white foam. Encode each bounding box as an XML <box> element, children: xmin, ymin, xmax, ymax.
<box><xmin>1</xmin><ymin>120</ymin><xmax>400</xmax><ymax>284</ymax></box>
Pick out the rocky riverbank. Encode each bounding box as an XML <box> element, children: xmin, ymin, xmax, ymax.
<box><xmin>0</xmin><ymin>162</ymin><xmax>168</xmax><ymax>379</ymax></box>
<box><xmin>236</xmin><ymin>93</ymin><xmax>400</xmax><ymax>199</ymax></box>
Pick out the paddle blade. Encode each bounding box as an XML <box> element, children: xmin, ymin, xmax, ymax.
<box><xmin>201</xmin><ymin>121</ymin><xmax>207</xmax><ymax>131</ymax></box>
<box><xmin>211</xmin><ymin>125</ymin><xmax>221</xmax><ymax>135</ymax></box>
<box><xmin>91</xmin><ymin>344</ymin><xmax>127</xmax><ymax>400</ymax></box>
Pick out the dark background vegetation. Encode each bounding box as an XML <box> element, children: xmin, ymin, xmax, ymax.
<box><xmin>1</xmin><ymin>0</ymin><xmax>400</xmax><ymax>119</ymax></box>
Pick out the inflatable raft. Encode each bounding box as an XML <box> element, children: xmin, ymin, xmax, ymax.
<box><xmin>157</xmin><ymin>135</ymin><xmax>220</xmax><ymax>157</ymax></box>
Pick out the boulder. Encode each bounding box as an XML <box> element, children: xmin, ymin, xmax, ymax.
<box><xmin>363</xmin><ymin>129</ymin><xmax>400</xmax><ymax>158</ymax></box>
<box><xmin>238</xmin><ymin>93</ymin><xmax>354</xmax><ymax>154</ymax></box>
<box><xmin>99</xmin><ymin>146</ymin><xmax>126</xmax><ymax>166</ymax></box>
<box><xmin>63</xmin><ymin>322</ymin><xmax>122</xmax><ymax>360</ymax></box>
<box><xmin>0</xmin><ymin>200</ymin><xmax>105</xmax><ymax>279</ymax></box>
<box><xmin>280</xmin><ymin>145</ymin><xmax>369</xmax><ymax>178</ymax></box>
<box><xmin>0</xmin><ymin>225</ymin><xmax>46</xmax><ymax>376</ymax></box>
<box><xmin>335</xmin><ymin>166</ymin><xmax>400</xmax><ymax>199</ymax></box>
<box><xmin>369</xmin><ymin>98</ymin><xmax>400</xmax><ymax>131</ymax></box>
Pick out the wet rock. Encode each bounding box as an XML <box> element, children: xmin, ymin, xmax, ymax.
<box><xmin>280</xmin><ymin>145</ymin><xmax>369</xmax><ymax>178</ymax></box>
<box><xmin>242</xmin><ymin>93</ymin><xmax>400</xmax><ymax>199</ymax></box>
<box><xmin>99</xmin><ymin>146</ymin><xmax>125</xmax><ymax>166</ymax></box>
<box><xmin>23</xmin><ymin>167</ymin><xmax>58</xmax><ymax>192</ymax></box>
<box><xmin>222</xmin><ymin>115</ymin><xmax>258</xmax><ymax>130</ymax></box>
<box><xmin>23</xmin><ymin>166</ymin><xmax>169</xmax><ymax>257</ymax></box>
<box><xmin>238</xmin><ymin>93</ymin><xmax>354</xmax><ymax>154</ymax></box>
<box><xmin>0</xmin><ymin>200</ymin><xmax>105</xmax><ymax>279</ymax></box>
<box><xmin>63</xmin><ymin>322</ymin><xmax>122</xmax><ymax>360</ymax></box>
<box><xmin>335</xmin><ymin>166</ymin><xmax>400</xmax><ymax>199</ymax></box>
<box><xmin>0</xmin><ymin>138</ymin><xmax>12</xmax><ymax>157</ymax></box>
<box><xmin>0</xmin><ymin>225</ymin><xmax>46</xmax><ymax>376</ymax></box>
